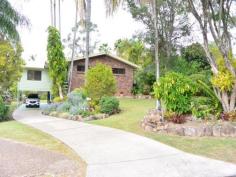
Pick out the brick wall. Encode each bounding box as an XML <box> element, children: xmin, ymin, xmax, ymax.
<box><xmin>71</xmin><ymin>55</ymin><xmax>135</xmax><ymax>96</ymax></box>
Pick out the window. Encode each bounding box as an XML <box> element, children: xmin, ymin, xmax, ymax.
<box><xmin>112</xmin><ymin>68</ymin><xmax>125</xmax><ymax>75</ymax></box>
<box><xmin>77</xmin><ymin>65</ymin><xmax>85</xmax><ymax>72</ymax></box>
<box><xmin>27</xmin><ymin>70</ymin><xmax>42</xmax><ymax>81</ymax></box>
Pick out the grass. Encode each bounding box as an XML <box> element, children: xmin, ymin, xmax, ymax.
<box><xmin>90</xmin><ymin>98</ymin><xmax>236</xmax><ymax>164</ymax></box>
<box><xmin>0</xmin><ymin>120</ymin><xmax>86</xmax><ymax>176</ymax></box>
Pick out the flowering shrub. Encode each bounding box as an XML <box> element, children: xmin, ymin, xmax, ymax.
<box><xmin>154</xmin><ymin>72</ymin><xmax>197</xmax><ymax>114</ymax></box>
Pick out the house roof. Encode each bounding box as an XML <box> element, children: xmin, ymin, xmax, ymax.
<box><xmin>23</xmin><ymin>62</ymin><xmax>48</xmax><ymax>70</ymax></box>
<box><xmin>71</xmin><ymin>53</ymin><xmax>140</xmax><ymax>69</ymax></box>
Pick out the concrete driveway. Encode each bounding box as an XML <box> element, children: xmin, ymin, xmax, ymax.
<box><xmin>13</xmin><ymin>105</ymin><xmax>236</xmax><ymax>177</ymax></box>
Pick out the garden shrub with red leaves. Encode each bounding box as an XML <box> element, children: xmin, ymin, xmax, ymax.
<box><xmin>221</xmin><ymin>111</ymin><xmax>236</xmax><ymax>122</ymax></box>
<box><xmin>164</xmin><ymin>112</ymin><xmax>186</xmax><ymax>124</ymax></box>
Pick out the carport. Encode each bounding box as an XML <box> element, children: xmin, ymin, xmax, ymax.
<box><xmin>17</xmin><ymin>66</ymin><xmax>53</xmax><ymax>104</ymax></box>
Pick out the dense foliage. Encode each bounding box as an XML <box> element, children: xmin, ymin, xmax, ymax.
<box><xmin>99</xmin><ymin>96</ymin><xmax>120</xmax><ymax>115</ymax></box>
<box><xmin>181</xmin><ymin>43</ymin><xmax>209</xmax><ymax>69</ymax></box>
<box><xmin>154</xmin><ymin>72</ymin><xmax>197</xmax><ymax>114</ymax></box>
<box><xmin>44</xmin><ymin>89</ymin><xmax>88</xmax><ymax>116</ymax></box>
<box><xmin>0</xmin><ymin>40</ymin><xmax>24</xmax><ymax>99</ymax></box>
<box><xmin>114</xmin><ymin>38</ymin><xmax>152</xmax><ymax>66</ymax></box>
<box><xmin>47</xmin><ymin>26</ymin><xmax>67</xmax><ymax>98</ymax></box>
<box><xmin>85</xmin><ymin>63</ymin><xmax>116</xmax><ymax>101</ymax></box>
<box><xmin>0</xmin><ymin>96</ymin><xmax>8</xmax><ymax>121</ymax></box>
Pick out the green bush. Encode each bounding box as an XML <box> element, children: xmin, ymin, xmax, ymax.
<box><xmin>99</xmin><ymin>96</ymin><xmax>120</xmax><ymax>115</ymax></box>
<box><xmin>191</xmin><ymin>96</ymin><xmax>213</xmax><ymax>119</ymax></box>
<box><xmin>67</xmin><ymin>90</ymin><xmax>88</xmax><ymax>110</ymax></box>
<box><xmin>56</xmin><ymin>102</ymin><xmax>71</xmax><ymax>113</ymax></box>
<box><xmin>0</xmin><ymin>97</ymin><xmax>9</xmax><ymax>121</ymax></box>
<box><xmin>153</xmin><ymin>72</ymin><xmax>197</xmax><ymax>114</ymax></box>
<box><xmin>134</xmin><ymin>65</ymin><xmax>156</xmax><ymax>95</ymax></box>
<box><xmin>85</xmin><ymin>63</ymin><xmax>116</xmax><ymax>101</ymax></box>
<box><xmin>53</xmin><ymin>96</ymin><xmax>67</xmax><ymax>103</ymax></box>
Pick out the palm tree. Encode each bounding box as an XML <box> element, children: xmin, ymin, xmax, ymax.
<box><xmin>104</xmin><ymin>0</ymin><xmax>161</xmax><ymax>110</ymax></box>
<box><xmin>0</xmin><ymin>0</ymin><xmax>29</xmax><ymax>42</ymax></box>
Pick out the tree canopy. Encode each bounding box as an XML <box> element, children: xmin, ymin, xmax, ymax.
<box><xmin>47</xmin><ymin>26</ymin><xmax>67</xmax><ymax>99</ymax></box>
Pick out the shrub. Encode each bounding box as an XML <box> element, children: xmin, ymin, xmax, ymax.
<box><xmin>42</xmin><ymin>103</ymin><xmax>59</xmax><ymax>114</ymax></box>
<box><xmin>170</xmin><ymin>115</ymin><xmax>187</xmax><ymax>124</ymax></box>
<box><xmin>191</xmin><ymin>96</ymin><xmax>213</xmax><ymax>119</ymax></box>
<box><xmin>67</xmin><ymin>90</ymin><xmax>88</xmax><ymax>110</ymax></box>
<box><xmin>0</xmin><ymin>97</ymin><xmax>9</xmax><ymax>121</ymax></box>
<box><xmin>78</xmin><ymin>110</ymin><xmax>91</xmax><ymax>117</ymax></box>
<box><xmin>85</xmin><ymin>63</ymin><xmax>116</xmax><ymax>101</ymax></box>
<box><xmin>221</xmin><ymin>111</ymin><xmax>236</xmax><ymax>122</ymax></box>
<box><xmin>134</xmin><ymin>65</ymin><xmax>156</xmax><ymax>95</ymax></box>
<box><xmin>99</xmin><ymin>96</ymin><xmax>119</xmax><ymax>115</ymax></box>
<box><xmin>56</xmin><ymin>102</ymin><xmax>71</xmax><ymax>113</ymax></box>
<box><xmin>53</xmin><ymin>96</ymin><xmax>67</xmax><ymax>103</ymax></box>
<box><xmin>73</xmin><ymin>88</ymin><xmax>87</xmax><ymax>98</ymax></box>
<box><xmin>153</xmin><ymin>72</ymin><xmax>197</xmax><ymax>115</ymax></box>
<box><xmin>164</xmin><ymin>111</ymin><xmax>186</xmax><ymax>124</ymax></box>
<box><xmin>69</xmin><ymin>106</ymin><xmax>81</xmax><ymax>116</ymax></box>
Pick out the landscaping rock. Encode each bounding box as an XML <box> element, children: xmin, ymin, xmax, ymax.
<box><xmin>213</xmin><ymin>125</ymin><xmax>221</xmax><ymax>137</ymax></box>
<box><xmin>142</xmin><ymin>111</ymin><xmax>236</xmax><ymax>137</ymax></box>
<box><xmin>184</xmin><ymin>127</ymin><xmax>197</xmax><ymax>136</ymax></box>
<box><xmin>167</xmin><ymin>127</ymin><xmax>184</xmax><ymax>136</ymax></box>
<box><xmin>59</xmin><ymin>112</ymin><xmax>71</xmax><ymax>119</ymax></box>
<box><xmin>220</xmin><ymin>123</ymin><xmax>236</xmax><ymax>137</ymax></box>
<box><xmin>49</xmin><ymin>111</ymin><xmax>58</xmax><ymax>117</ymax></box>
<box><xmin>204</xmin><ymin>126</ymin><xmax>213</xmax><ymax>136</ymax></box>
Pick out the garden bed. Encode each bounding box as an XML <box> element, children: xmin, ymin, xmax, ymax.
<box><xmin>42</xmin><ymin>89</ymin><xmax>120</xmax><ymax>122</ymax></box>
<box><xmin>141</xmin><ymin>109</ymin><xmax>236</xmax><ymax>137</ymax></box>
<box><xmin>43</xmin><ymin>110</ymin><xmax>109</xmax><ymax>121</ymax></box>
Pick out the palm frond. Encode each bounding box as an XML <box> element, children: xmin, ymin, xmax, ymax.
<box><xmin>0</xmin><ymin>0</ymin><xmax>29</xmax><ymax>42</ymax></box>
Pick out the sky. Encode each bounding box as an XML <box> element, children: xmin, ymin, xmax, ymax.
<box><xmin>8</xmin><ymin>0</ymin><xmax>236</xmax><ymax>68</ymax></box>
<box><xmin>9</xmin><ymin>0</ymin><xmax>145</xmax><ymax>67</ymax></box>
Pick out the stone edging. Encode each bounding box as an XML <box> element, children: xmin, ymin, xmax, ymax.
<box><xmin>141</xmin><ymin>109</ymin><xmax>236</xmax><ymax>137</ymax></box>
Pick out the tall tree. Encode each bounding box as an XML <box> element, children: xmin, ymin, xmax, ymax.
<box><xmin>104</xmin><ymin>0</ymin><xmax>161</xmax><ymax>109</ymax></box>
<box><xmin>68</xmin><ymin>0</ymin><xmax>79</xmax><ymax>92</ymax></box>
<box><xmin>188</xmin><ymin>0</ymin><xmax>236</xmax><ymax>112</ymax></box>
<box><xmin>68</xmin><ymin>0</ymin><xmax>91</xmax><ymax>92</ymax></box>
<box><xmin>0</xmin><ymin>0</ymin><xmax>29</xmax><ymax>42</ymax></box>
<box><xmin>84</xmin><ymin>0</ymin><xmax>91</xmax><ymax>72</ymax></box>
<box><xmin>0</xmin><ymin>40</ymin><xmax>24</xmax><ymax>96</ymax></box>
<box><xmin>47</xmin><ymin>26</ymin><xmax>67</xmax><ymax>99</ymax></box>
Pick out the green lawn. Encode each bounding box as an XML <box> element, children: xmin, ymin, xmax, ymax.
<box><xmin>0</xmin><ymin>120</ymin><xmax>86</xmax><ymax>176</ymax></box>
<box><xmin>90</xmin><ymin>98</ymin><xmax>236</xmax><ymax>164</ymax></box>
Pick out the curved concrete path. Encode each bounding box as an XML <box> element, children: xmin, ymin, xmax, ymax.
<box><xmin>13</xmin><ymin>105</ymin><xmax>236</xmax><ymax>177</ymax></box>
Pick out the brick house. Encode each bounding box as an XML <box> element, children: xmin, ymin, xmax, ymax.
<box><xmin>71</xmin><ymin>53</ymin><xmax>139</xmax><ymax>96</ymax></box>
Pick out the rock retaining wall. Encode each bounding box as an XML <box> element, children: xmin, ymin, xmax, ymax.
<box><xmin>141</xmin><ymin>109</ymin><xmax>236</xmax><ymax>137</ymax></box>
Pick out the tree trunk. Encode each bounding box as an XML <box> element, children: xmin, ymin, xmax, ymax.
<box><xmin>153</xmin><ymin>0</ymin><xmax>161</xmax><ymax>110</ymax></box>
<box><xmin>85</xmin><ymin>0</ymin><xmax>91</xmax><ymax>75</ymax></box>
<box><xmin>53</xmin><ymin>0</ymin><xmax>57</xmax><ymax>27</ymax></box>
<box><xmin>58</xmin><ymin>83</ymin><xmax>63</xmax><ymax>99</ymax></box>
<box><xmin>58</xmin><ymin>0</ymin><xmax>61</xmax><ymax>33</ymax></box>
<box><xmin>50</xmin><ymin>0</ymin><xmax>54</xmax><ymax>26</ymax></box>
<box><xmin>68</xmin><ymin>0</ymin><xmax>79</xmax><ymax>93</ymax></box>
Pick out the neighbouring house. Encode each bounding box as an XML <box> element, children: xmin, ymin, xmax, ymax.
<box><xmin>71</xmin><ymin>53</ymin><xmax>139</xmax><ymax>96</ymax></box>
<box><xmin>17</xmin><ymin>64</ymin><xmax>53</xmax><ymax>102</ymax></box>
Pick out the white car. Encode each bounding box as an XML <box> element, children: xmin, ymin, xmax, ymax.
<box><xmin>26</xmin><ymin>94</ymin><xmax>40</xmax><ymax>108</ymax></box>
